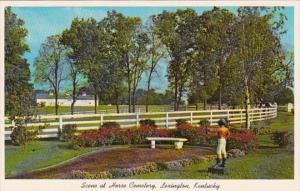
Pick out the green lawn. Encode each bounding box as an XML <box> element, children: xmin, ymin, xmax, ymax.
<box><xmin>131</xmin><ymin>111</ymin><xmax>294</xmax><ymax>179</ymax></box>
<box><xmin>5</xmin><ymin>140</ymin><xmax>108</xmax><ymax>177</ymax></box>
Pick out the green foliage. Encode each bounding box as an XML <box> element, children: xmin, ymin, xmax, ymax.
<box><xmin>10</xmin><ymin>119</ymin><xmax>40</xmax><ymax>146</ymax></box>
<box><xmin>5</xmin><ymin>7</ymin><xmax>35</xmax><ymax>117</ymax></box>
<box><xmin>274</xmin><ymin>87</ymin><xmax>294</xmax><ymax>105</ymax></box>
<box><xmin>34</xmin><ymin>35</ymin><xmax>69</xmax><ymax>115</ymax></box>
<box><xmin>271</xmin><ymin>131</ymin><xmax>292</xmax><ymax>147</ymax></box>
<box><xmin>139</xmin><ymin>119</ymin><xmax>157</xmax><ymax>127</ymax></box>
<box><xmin>59</xmin><ymin>124</ymin><xmax>77</xmax><ymax>141</ymax></box>
<box><xmin>154</xmin><ymin>9</ymin><xmax>199</xmax><ymax>110</ymax></box>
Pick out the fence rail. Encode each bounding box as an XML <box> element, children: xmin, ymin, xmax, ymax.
<box><xmin>4</xmin><ymin>107</ymin><xmax>277</xmax><ymax>141</ymax></box>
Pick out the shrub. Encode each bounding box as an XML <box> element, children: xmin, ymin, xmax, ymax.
<box><xmin>271</xmin><ymin>131</ymin><xmax>292</xmax><ymax>147</ymax></box>
<box><xmin>101</xmin><ymin>122</ymin><xmax>120</xmax><ymax>129</ymax></box>
<box><xmin>175</xmin><ymin>125</ymin><xmax>207</xmax><ymax>145</ymax></box>
<box><xmin>10</xmin><ymin>125</ymin><xmax>40</xmax><ymax>146</ymax></box>
<box><xmin>155</xmin><ymin>128</ymin><xmax>175</xmax><ymax>137</ymax></box>
<box><xmin>59</xmin><ymin>124</ymin><xmax>77</xmax><ymax>141</ymax></box>
<box><xmin>198</xmin><ymin>119</ymin><xmax>210</xmax><ymax>134</ymax></box>
<box><xmin>139</xmin><ymin>119</ymin><xmax>157</xmax><ymax>127</ymax></box>
<box><xmin>176</xmin><ymin>119</ymin><xmax>188</xmax><ymax>127</ymax></box>
<box><xmin>227</xmin><ymin>132</ymin><xmax>257</xmax><ymax>152</ymax></box>
<box><xmin>112</xmin><ymin>128</ymin><xmax>134</xmax><ymax>145</ymax></box>
<box><xmin>98</xmin><ymin>127</ymin><xmax>118</xmax><ymax>145</ymax></box>
<box><xmin>175</xmin><ymin>124</ymin><xmax>194</xmax><ymax>138</ymax></box>
<box><xmin>69</xmin><ymin>124</ymin><xmax>258</xmax><ymax>152</ymax></box>
<box><xmin>251</xmin><ymin>121</ymin><xmax>272</xmax><ymax>135</ymax></box>
<box><xmin>71</xmin><ymin>130</ymin><xmax>101</xmax><ymax>148</ymax></box>
<box><xmin>132</xmin><ymin>125</ymin><xmax>157</xmax><ymax>144</ymax></box>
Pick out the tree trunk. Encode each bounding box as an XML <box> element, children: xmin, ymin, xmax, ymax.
<box><xmin>94</xmin><ymin>93</ymin><xmax>97</xmax><ymax>114</ymax></box>
<box><xmin>203</xmin><ymin>97</ymin><xmax>207</xmax><ymax>110</ymax></box>
<box><xmin>218</xmin><ymin>86</ymin><xmax>222</xmax><ymax>110</ymax></box>
<box><xmin>174</xmin><ymin>88</ymin><xmax>178</xmax><ymax>111</ymax></box>
<box><xmin>174</xmin><ymin>78</ymin><xmax>178</xmax><ymax>111</ymax></box>
<box><xmin>245</xmin><ymin>84</ymin><xmax>250</xmax><ymax>129</ymax></box>
<box><xmin>116</xmin><ymin>103</ymin><xmax>120</xmax><ymax>114</ymax></box>
<box><xmin>55</xmin><ymin>90</ymin><xmax>58</xmax><ymax>115</ymax></box>
<box><xmin>126</xmin><ymin>54</ymin><xmax>132</xmax><ymax>113</ymax></box>
<box><xmin>132</xmin><ymin>90</ymin><xmax>136</xmax><ymax>113</ymax></box>
<box><xmin>146</xmin><ymin>77</ymin><xmax>151</xmax><ymax>113</ymax></box>
<box><xmin>178</xmin><ymin>84</ymin><xmax>183</xmax><ymax>111</ymax></box>
<box><xmin>71</xmin><ymin>79</ymin><xmax>76</xmax><ymax>115</ymax></box>
<box><xmin>128</xmin><ymin>87</ymin><xmax>131</xmax><ymax>113</ymax></box>
<box><xmin>71</xmin><ymin>102</ymin><xmax>75</xmax><ymax>115</ymax></box>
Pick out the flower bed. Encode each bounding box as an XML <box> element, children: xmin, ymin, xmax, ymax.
<box><xmin>71</xmin><ymin>125</ymin><xmax>257</xmax><ymax>152</ymax></box>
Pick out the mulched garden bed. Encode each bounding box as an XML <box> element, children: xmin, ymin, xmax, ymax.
<box><xmin>12</xmin><ymin>146</ymin><xmax>213</xmax><ymax>179</ymax></box>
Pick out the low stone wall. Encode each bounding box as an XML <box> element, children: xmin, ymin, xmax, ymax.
<box><xmin>68</xmin><ymin>155</ymin><xmax>216</xmax><ymax>179</ymax></box>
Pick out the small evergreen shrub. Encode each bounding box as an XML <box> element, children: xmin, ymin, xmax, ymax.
<box><xmin>139</xmin><ymin>119</ymin><xmax>157</xmax><ymax>127</ymax></box>
<box><xmin>271</xmin><ymin>131</ymin><xmax>292</xmax><ymax>147</ymax></box>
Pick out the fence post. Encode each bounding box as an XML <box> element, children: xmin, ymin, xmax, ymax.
<box><xmin>190</xmin><ymin>112</ymin><xmax>193</xmax><ymax>125</ymax></box>
<box><xmin>12</xmin><ymin>120</ymin><xmax>15</xmax><ymax>127</ymax></box>
<box><xmin>59</xmin><ymin>116</ymin><xmax>63</xmax><ymax>135</ymax></box>
<box><xmin>210</xmin><ymin>111</ymin><xmax>213</xmax><ymax>126</ymax></box>
<box><xmin>227</xmin><ymin>110</ymin><xmax>230</xmax><ymax>121</ymax></box>
<box><xmin>100</xmin><ymin>114</ymin><xmax>103</xmax><ymax>126</ymax></box>
<box><xmin>240</xmin><ymin>110</ymin><xmax>243</xmax><ymax>124</ymax></box>
<box><xmin>259</xmin><ymin>108</ymin><xmax>262</xmax><ymax>121</ymax></box>
<box><xmin>166</xmin><ymin>112</ymin><xmax>169</xmax><ymax>128</ymax></box>
<box><xmin>136</xmin><ymin>113</ymin><xmax>139</xmax><ymax>127</ymax></box>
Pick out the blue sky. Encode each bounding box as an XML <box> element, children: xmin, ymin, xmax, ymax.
<box><xmin>11</xmin><ymin>6</ymin><xmax>294</xmax><ymax>92</ymax></box>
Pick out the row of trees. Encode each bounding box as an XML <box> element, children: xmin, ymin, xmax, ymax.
<box><xmin>5</xmin><ymin>7</ymin><xmax>294</xmax><ymax>128</ymax></box>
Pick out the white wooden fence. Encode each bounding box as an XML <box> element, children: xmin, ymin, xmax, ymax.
<box><xmin>4</xmin><ymin>107</ymin><xmax>277</xmax><ymax>141</ymax></box>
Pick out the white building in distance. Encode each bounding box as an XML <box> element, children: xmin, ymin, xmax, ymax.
<box><xmin>35</xmin><ymin>91</ymin><xmax>95</xmax><ymax>106</ymax></box>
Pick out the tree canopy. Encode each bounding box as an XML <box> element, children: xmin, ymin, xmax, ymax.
<box><xmin>5</xmin><ymin>7</ymin><xmax>35</xmax><ymax>118</ymax></box>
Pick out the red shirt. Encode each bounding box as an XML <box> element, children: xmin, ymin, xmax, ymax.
<box><xmin>217</xmin><ymin>127</ymin><xmax>230</xmax><ymax>139</ymax></box>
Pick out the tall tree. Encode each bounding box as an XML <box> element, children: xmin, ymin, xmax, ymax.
<box><xmin>154</xmin><ymin>9</ymin><xmax>198</xmax><ymax>111</ymax></box>
<box><xmin>5</xmin><ymin>7</ymin><xmax>35</xmax><ymax>118</ymax></box>
<box><xmin>34</xmin><ymin>35</ymin><xmax>69</xmax><ymax>115</ymax></box>
<box><xmin>200</xmin><ymin>8</ymin><xmax>237</xmax><ymax>110</ymax></box>
<box><xmin>131</xmin><ymin>27</ymin><xmax>149</xmax><ymax>112</ymax></box>
<box><xmin>145</xmin><ymin>16</ymin><xmax>167</xmax><ymax>112</ymax></box>
<box><xmin>66</xmin><ymin>58</ymin><xmax>86</xmax><ymax>114</ymax></box>
<box><xmin>104</xmin><ymin>11</ymin><xmax>148</xmax><ymax>113</ymax></box>
<box><xmin>61</xmin><ymin>18</ymin><xmax>108</xmax><ymax>114</ymax></box>
<box><xmin>235</xmin><ymin>7</ymin><xmax>287</xmax><ymax>129</ymax></box>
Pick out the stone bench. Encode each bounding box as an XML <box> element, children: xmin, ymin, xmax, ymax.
<box><xmin>146</xmin><ymin>137</ymin><xmax>188</xmax><ymax>149</ymax></box>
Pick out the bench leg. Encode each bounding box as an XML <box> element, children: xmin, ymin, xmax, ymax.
<box><xmin>151</xmin><ymin>140</ymin><xmax>156</xmax><ymax>149</ymax></box>
<box><xmin>174</xmin><ymin>141</ymin><xmax>183</xmax><ymax>149</ymax></box>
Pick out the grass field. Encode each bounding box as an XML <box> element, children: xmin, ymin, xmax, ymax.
<box><xmin>37</xmin><ymin>105</ymin><xmax>173</xmax><ymax>115</ymax></box>
<box><xmin>131</xmin><ymin>111</ymin><xmax>294</xmax><ymax>179</ymax></box>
